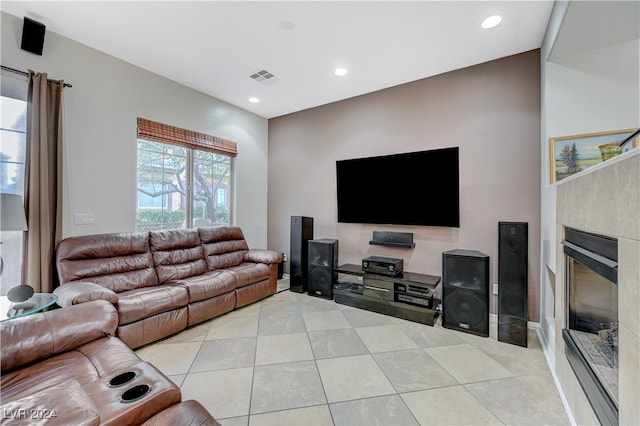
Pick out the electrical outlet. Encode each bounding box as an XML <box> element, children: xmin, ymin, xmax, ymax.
<box><xmin>74</xmin><ymin>213</ymin><xmax>95</xmax><ymax>225</ymax></box>
<box><xmin>493</xmin><ymin>283</ymin><xmax>499</xmax><ymax>295</ymax></box>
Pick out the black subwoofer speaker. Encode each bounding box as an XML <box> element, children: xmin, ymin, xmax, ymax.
<box><xmin>308</xmin><ymin>239</ymin><xmax>338</xmax><ymax>299</ymax></box>
<box><xmin>21</xmin><ymin>17</ymin><xmax>46</xmax><ymax>56</ymax></box>
<box><xmin>290</xmin><ymin>216</ymin><xmax>313</xmax><ymax>293</ymax></box>
<box><xmin>498</xmin><ymin>222</ymin><xmax>528</xmax><ymax>347</ymax></box>
<box><xmin>442</xmin><ymin>249</ymin><xmax>490</xmax><ymax>337</ymax></box>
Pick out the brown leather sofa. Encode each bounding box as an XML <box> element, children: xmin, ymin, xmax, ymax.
<box><xmin>0</xmin><ymin>300</ymin><xmax>219</xmax><ymax>425</ymax></box>
<box><xmin>54</xmin><ymin>226</ymin><xmax>282</xmax><ymax>348</ymax></box>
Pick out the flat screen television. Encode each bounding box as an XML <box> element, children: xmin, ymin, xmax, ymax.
<box><xmin>336</xmin><ymin>147</ymin><xmax>459</xmax><ymax>227</ymax></box>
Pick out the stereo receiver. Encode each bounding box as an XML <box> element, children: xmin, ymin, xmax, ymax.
<box><xmin>362</xmin><ymin>256</ymin><xmax>403</xmax><ymax>276</ymax></box>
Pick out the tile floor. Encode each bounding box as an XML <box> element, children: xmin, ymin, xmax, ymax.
<box><xmin>135</xmin><ymin>281</ymin><xmax>570</xmax><ymax>425</ymax></box>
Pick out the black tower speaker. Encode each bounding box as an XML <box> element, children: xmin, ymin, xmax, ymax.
<box><xmin>498</xmin><ymin>222</ymin><xmax>528</xmax><ymax>347</ymax></box>
<box><xmin>290</xmin><ymin>216</ymin><xmax>313</xmax><ymax>293</ymax></box>
<box><xmin>308</xmin><ymin>239</ymin><xmax>338</xmax><ymax>299</ymax></box>
<box><xmin>21</xmin><ymin>17</ymin><xmax>46</xmax><ymax>56</ymax></box>
<box><xmin>442</xmin><ymin>249</ymin><xmax>490</xmax><ymax>337</ymax></box>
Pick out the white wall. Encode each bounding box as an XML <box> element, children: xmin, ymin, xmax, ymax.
<box><xmin>539</xmin><ymin>1</ymin><xmax>640</xmax><ymax>352</ymax></box>
<box><xmin>1</xmin><ymin>12</ymin><xmax>270</xmax><ymax>248</ymax></box>
<box><xmin>541</xmin><ymin>38</ymin><xmax>639</xmax><ymax>272</ymax></box>
<box><xmin>539</xmin><ymin>0</ymin><xmax>640</xmax><ymax>420</ymax></box>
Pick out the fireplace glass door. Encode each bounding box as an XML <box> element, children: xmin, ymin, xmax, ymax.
<box><xmin>567</xmin><ymin>257</ymin><xmax>618</xmax><ymax>406</ymax></box>
<box><xmin>562</xmin><ymin>227</ymin><xmax>618</xmax><ymax>424</ymax></box>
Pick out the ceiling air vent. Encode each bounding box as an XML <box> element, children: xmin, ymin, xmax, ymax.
<box><xmin>249</xmin><ymin>69</ymin><xmax>277</xmax><ymax>84</ymax></box>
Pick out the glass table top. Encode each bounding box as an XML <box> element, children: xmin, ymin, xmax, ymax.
<box><xmin>0</xmin><ymin>293</ymin><xmax>58</xmax><ymax>321</ymax></box>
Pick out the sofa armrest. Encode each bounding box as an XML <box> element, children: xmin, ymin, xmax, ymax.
<box><xmin>0</xmin><ymin>300</ymin><xmax>118</xmax><ymax>372</ymax></box>
<box><xmin>244</xmin><ymin>249</ymin><xmax>283</xmax><ymax>265</ymax></box>
<box><xmin>54</xmin><ymin>281</ymin><xmax>119</xmax><ymax>307</ymax></box>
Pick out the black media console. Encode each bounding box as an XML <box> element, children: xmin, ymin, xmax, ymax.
<box><xmin>333</xmin><ymin>264</ymin><xmax>441</xmax><ymax>326</ymax></box>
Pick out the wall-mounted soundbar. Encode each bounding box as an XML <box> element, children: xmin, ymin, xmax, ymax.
<box><xmin>369</xmin><ymin>231</ymin><xmax>415</xmax><ymax>248</ymax></box>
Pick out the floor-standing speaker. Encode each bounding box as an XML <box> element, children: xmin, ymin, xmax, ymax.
<box><xmin>498</xmin><ymin>222</ymin><xmax>528</xmax><ymax>347</ymax></box>
<box><xmin>442</xmin><ymin>249</ymin><xmax>490</xmax><ymax>337</ymax></box>
<box><xmin>290</xmin><ymin>216</ymin><xmax>313</xmax><ymax>293</ymax></box>
<box><xmin>308</xmin><ymin>239</ymin><xmax>338</xmax><ymax>299</ymax></box>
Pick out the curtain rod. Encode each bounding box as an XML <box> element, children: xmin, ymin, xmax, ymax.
<box><xmin>1</xmin><ymin>65</ymin><xmax>73</xmax><ymax>88</ymax></box>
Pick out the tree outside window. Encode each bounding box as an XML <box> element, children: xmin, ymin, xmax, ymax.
<box><xmin>136</xmin><ymin>139</ymin><xmax>231</xmax><ymax>231</ymax></box>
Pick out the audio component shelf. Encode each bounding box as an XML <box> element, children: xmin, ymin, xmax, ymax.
<box><xmin>333</xmin><ymin>263</ymin><xmax>441</xmax><ymax>326</ymax></box>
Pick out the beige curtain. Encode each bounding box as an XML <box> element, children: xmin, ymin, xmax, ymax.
<box><xmin>23</xmin><ymin>71</ymin><xmax>64</xmax><ymax>293</ymax></box>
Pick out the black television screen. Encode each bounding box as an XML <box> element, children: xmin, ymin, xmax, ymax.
<box><xmin>336</xmin><ymin>147</ymin><xmax>459</xmax><ymax>227</ymax></box>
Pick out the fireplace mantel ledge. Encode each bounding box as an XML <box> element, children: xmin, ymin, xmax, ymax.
<box><xmin>550</xmin><ymin>147</ymin><xmax>639</xmax><ymax>188</ymax></box>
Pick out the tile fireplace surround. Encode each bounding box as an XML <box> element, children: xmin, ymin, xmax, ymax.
<box><xmin>555</xmin><ymin>149</ymin><xmax>640</xmax><ymax>425</ymax></box>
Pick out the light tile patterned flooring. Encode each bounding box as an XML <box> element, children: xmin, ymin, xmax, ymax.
<box><xmin>135</xmin><ymin>281</ymin><xmax>570</xmax><ymax>425</ymax></box>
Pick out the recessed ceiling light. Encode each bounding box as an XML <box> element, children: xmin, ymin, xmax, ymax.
<box><xmin>334</xmin><ymin>68</ymin><xmax>348</xmax><ymax>77</ymax></box>
<box><xmin>249</xmin><ymin>97</ymin><xmax>260</xmax><ymax>103</ymax></box>
<box><xmin>481</xmin><ymin>15</ymin><xmax>502</xmax><ymax>29</ymax></box>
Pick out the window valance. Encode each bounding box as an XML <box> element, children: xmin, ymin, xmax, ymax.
<box><xmin>137</xmin><ymin>117</ymin><xmax>238</xmax><ymax>157</ymax></box>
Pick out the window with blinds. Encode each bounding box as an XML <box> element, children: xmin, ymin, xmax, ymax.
<box><xmin>135</xmin><ymin>118</ymin><xmax>235</xmax><ymax>231</ymax></box>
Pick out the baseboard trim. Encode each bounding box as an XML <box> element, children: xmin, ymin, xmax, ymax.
<box><xmin>488</xmin><ymin>313</ymin><xmax>540</xmax><ymax>330</ymax></box>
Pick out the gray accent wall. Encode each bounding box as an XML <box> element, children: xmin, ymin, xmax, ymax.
<box><xmin>268</xmin><ymin>50</ymin><xmax>542</xmax><ymax>320</ymax></box>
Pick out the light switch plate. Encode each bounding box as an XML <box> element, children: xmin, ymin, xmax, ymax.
<box><xmin>74</xmin><ymin>213</ymin><xmax>95</xmax><ymax>225</ymax></box>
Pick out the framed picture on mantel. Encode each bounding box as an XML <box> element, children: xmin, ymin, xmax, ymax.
<box><xmin>549</xmin><ymin>128</ymin><xmax>639</xmax><ymax>184</ymax></box>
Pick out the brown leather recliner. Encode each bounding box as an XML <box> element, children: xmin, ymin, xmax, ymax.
<box><xmin>0</xmin><ymin>300</ymin><xmax>219</xmax><ymax>425</ymax></box>
<box><xmin>54</xmin><ymin>226</ymin><xmax>282</xmax><ymax>349</ymax></box>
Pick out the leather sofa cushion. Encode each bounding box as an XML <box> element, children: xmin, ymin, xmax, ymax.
<box><xmin>1</xmin><ymin>380</ymin><xmax>100</xmax><ymax>426</ymax></box>
<box><xmin>76</xmin><ymin>336</ymin><xmax>146</xmax><ymax>377</ymax></box>
<box><xmin>226</xmin><ymin>262</ymin><xmax>271</xmax><ymax>288</ymax></box>
<box><xmin>56</xmin><ymin>232</ymin><xmax>158</xmax><ymax>292</ymax></box>
<box><xmin>1</xmin><ymin>351</ymin><xmax>103</xmax><ymax>404</ymax></box>
<box><xmin>1</xmin><ymin>300</ymin><xmax>118</xmax><ymax>372</ymax></box>
<box><xmin>1</xmin><ymin>337</ymin><xmax>139</xmax><ymax>404</ymax></box>
<box><xmin>117</xmin><ymin>285</ymin><xmax>189</xmax><ymax>325</ymax></box>
<box><xmin>205</xmin><ymin>248</ymin><xmax>245</xmax><ymax>270</ymax></box>
<box><xmin>150</xmin><ymin>229</ymin><xmax>207</xmax><ymax>283</ymax></box>
<box><xmin>198</xmin><ymin>225</ymin><xmax>247</xmax><ymax>244</ymax></box>
<box><xmin>199</xmin><ymin>226</ymin><xmax>249</xmax><ymax>270</ymax></box>
<box><xmin>169</xmin><ymin>270</ymin><xmax>237</xmax><ymax>303</ymax></box>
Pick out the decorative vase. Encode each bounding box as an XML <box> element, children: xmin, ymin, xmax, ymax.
<box><xmin>598</xmin><ymin>143</ymin><xmax>622</xmax><ymax>161</ymax></box>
